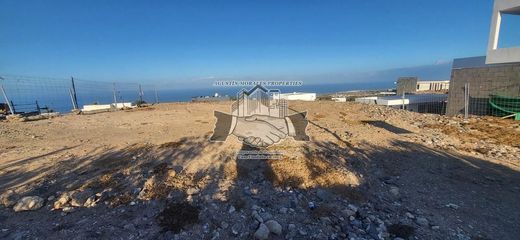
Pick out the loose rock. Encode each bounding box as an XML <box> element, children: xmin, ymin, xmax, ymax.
<box><xmin>416</xmin><ymin>217</ymin><xmax>429</xmax><ymax>226</ymax></box>
<box><xmin>389</xmin><ymin>186</ymin><xmax>400</xmax><ymax>196</ymax></box>
<box><xmin>70</xmin><ymin>190</ymin><xmax>94</xmax><ymax>207</ymax></box>
<box><xmin>265</xmin><ymin>220</ymin><xmax>282</xmax><ymax>235</ymax></box>
<box><xmin>13</xmin><ymin>196</ymin><xmax>44</xmax><ymax>212</ymax></box>
<box><xmin>254</xmin><ymin>223</ymin><xmax>269</xmax><ymax>240</ymax></box>
<box><xmin>228</xmin><ymin>205</ymin><xmax>236</xmax><ymax>214</ymax></box>
<box><xmin>186</xmin><ymin>188</ymin><xmax>200</xmax><ymax>195</ymax></box>
<box><xmin>53</xmin><ymin>192</ymin><xmax>71</xmax><ymax>209</ymax></box>
<box><xmin>0</xmin><ymin>190</ymin><xmax>18</xmax><ymax>208</ymax></box>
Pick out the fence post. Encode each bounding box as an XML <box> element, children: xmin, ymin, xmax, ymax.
<box><xmin>69</xmin><ymin>88</ymin><xmax>78</xmax><ymax>110</ymax></box>
<box><xmin>464</xmin><ymin>83</ymin><xmax>469</xmax><ymax>120</ymax></box>
<box><xmin>113</xmin><ymin>83</ymin><xmax>118</xmax><ymax>110</ymax></box>
<box><xmin>401</xmin><ymin>92</ymin><xmax>405</xmax><ymax>110</ymax></box>
<box><xmin>36</xmin><ymin>100</ymin><xmax>41</xmax><ymax>114</ymax></box>
<box><xmin>71</xmin><ymin>77</ymin><xmax>78</xmax><ymax>110</ymax></box>
<box><xmin>138</xmin><ymin>84</ymin><xmax>144</xmax><ymax>103</ymax></box>
<box><xmin>0</xmin><ymin>85</ymin><xmax>15</xmax><ymax>115</ymax></box>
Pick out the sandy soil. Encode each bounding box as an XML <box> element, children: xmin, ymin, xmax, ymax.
<box><xmin>0</xmin><ymin>101</ymin><xmax>519</xmax><ymax>240</ymax></box>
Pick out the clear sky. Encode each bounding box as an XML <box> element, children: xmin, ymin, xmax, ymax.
<box><xmin>0</xmin><ymin>0</ymin><xmax>515</xmax><ymax>86</ymax></box>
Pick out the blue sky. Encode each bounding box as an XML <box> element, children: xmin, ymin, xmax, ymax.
<box><xmin>0</xmin><ymin>0</ymin><xmax>513</xmax><ymax>87</ymax></box>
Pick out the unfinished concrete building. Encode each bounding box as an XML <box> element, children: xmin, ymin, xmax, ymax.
<box><xmin>446</xmin><ymin>0</ymin><xmax>520</xmax><ymax>116</ymax></box>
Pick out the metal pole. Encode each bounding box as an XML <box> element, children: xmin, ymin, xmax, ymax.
<box><xmin>69</xmin><ymin>88</ymin><xmax>78</xmax><ymax>110</ymax></box>
<box><xmin>71</xmin><ymin>77</ymin><xmax>78</xmax><ymax>110</ymax></box>
<box><xmin>401</xmin><ymin>92</ymin><xmax>405</xmax><ymax>110</ymax></box>
<box><xmin>154</xmin><ymin>86</ymin><xmax>159</xmax><ymax>104</ymax></box>
<box><xmin>0</xmin><ymin>85</ymin><xmax>15</xmax><ymax>115</ymax></box>
<box><xmin>36</xmin><ymin>100</ymin><xmax>41</xmax><ymax>114</ymax></box>
<box><xmin>464</xmin><ymin>83</ymin><xmax>469</xmax><ymax>120</ymax></box>
<box><xmin>113</xmin><ymin>83</ymin><xmax>118</xmax><ymax>110</ymax></box>
<box><xmin>138</xmin><ymin>84</ymin><xmax>143</xmax><ymax>103</ymax></box>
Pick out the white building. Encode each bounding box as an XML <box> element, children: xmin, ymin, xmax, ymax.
<box><xmin>279</xmin><ymin>92</ymin><xmax>316</xmax><ymax>101</ymax></box>
<box><xmin>416</xmin><ymin>80</ymin><xmax>450</xmax><ymax>92</ymax></box>
<box><xmin>355</xmin><ymin>94</ymin><xmax>448</xmax><ymax>114</ymax></box>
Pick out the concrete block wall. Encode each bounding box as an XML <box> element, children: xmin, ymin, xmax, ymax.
<box><xmin>446</xmin><ymin>63</ymin><xmax>520</xmax><ymax>116</ymax></box>
<box><xmin>396</xmin><ymin>77</ymin><xmax>418</xmax><ymax>95</ymax></box>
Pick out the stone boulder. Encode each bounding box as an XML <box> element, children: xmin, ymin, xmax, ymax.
<box><xmin>13</xmin><ymin>196</ymin><xmax>44</xmax><ymax>212</ymax></box>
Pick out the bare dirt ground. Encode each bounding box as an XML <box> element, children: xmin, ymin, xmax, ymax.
<box><xmin>0</xmin><ymin>101</ymin><xmax>519</xmax><ymax>240</ymax></box>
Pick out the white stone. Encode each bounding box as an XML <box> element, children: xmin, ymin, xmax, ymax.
<box><xmin>13</xmin><ymin>196</ymin><xmax>44</xmax><ymax>212</ymax></box>
<box><xmin>54</xmin><ymin>192</ymin><xmax>71</xmax><ymax>209</ymax></box>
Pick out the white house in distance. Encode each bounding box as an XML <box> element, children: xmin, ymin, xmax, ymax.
<box><xmin>279</xmin><ymin>92</ymin><xmax>316</xmax><ymax>101</ymax></box>
<box><xmin>416</xmin><ymin>80</ymin><xmax>450</xmax><ymax>92</ymax></box>
<box><xmin>416</xmin><ymin>80</ymin><xmax>449</xmax><ymax>92</ymax></box>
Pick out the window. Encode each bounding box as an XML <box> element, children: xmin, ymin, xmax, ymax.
<box><xmin>498</xmin><ymin>13</ymin><xmax>520</xmax><ymax>48</ymax></box>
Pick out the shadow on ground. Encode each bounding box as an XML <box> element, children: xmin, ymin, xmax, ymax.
<box><xmin>0</xmin><ymin>121</ymin><xmax>519</xmax><ymax>239</ymax></box>
<box><xmin>361</xmin><ymin>120</ymin><xmax>413</xmax><ymax>134</ymax></box>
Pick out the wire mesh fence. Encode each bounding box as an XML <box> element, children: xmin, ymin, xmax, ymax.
<box><xmin>352</xmin><ymin>77</ymin><xmax>520</xmax><ymax>120</ymax></box>
<box><xmin>451</xmin><ymin>80</ymin><xmax>520</xmax><ymax>120</ymax></box>
<box><xmin>0</xmin><ymin>74</ymin><xmax>158</xmax><ymax>115</ymax></box>
<box><xmin>447</xmin><ymin>65</ymin><xmax>520</xmax><ymax>120</ymax></box>
<box><xmin>1</xmin><ymin>73</ymin><xmax>518</xmax><ymax>120</ymax></box>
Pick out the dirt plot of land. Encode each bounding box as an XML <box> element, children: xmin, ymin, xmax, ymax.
<box><xmin>0</xmin><ymin>101</ymin><xmax>519</xmax><ymax>240</ymax></box>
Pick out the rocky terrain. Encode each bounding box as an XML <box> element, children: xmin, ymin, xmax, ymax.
<box><xmin>0</xmin><ymin>101</ymin><xmax>519</xmax><ymax>240</ymax></box>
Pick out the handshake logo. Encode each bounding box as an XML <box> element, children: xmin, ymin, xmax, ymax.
<box><xmin>210</xmin><ymin>85</ymin><xmax>309</xmax><ymax>148</ymax></box>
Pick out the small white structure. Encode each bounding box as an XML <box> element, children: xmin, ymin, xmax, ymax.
<box><xmin>355</xmin><ymin>96</ymin><xmax>378</xmax><ymax>104</ymax></box>
<box><xmin>331</xmin><ymin>97</ymin><xmax>347</xmax><ymax>102</ymax></box>
<box><xmin>355</xmin><ymin>94</ymin><xmax>447</xmax><ymax>107</ymax></box>
<box><xmin>279</xmin><ymin>92</ymin><xmax>316</xmax><ymax>101</ymax></box>
<box><xmin>486</xmin><ymin>0</ymin><xmax>520</xmax><ymax>64</ymax></box>
<box><xmin>82</xmin><ymin>102</ymin><xmax>135</xmax><ymax>112</ymax></box>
